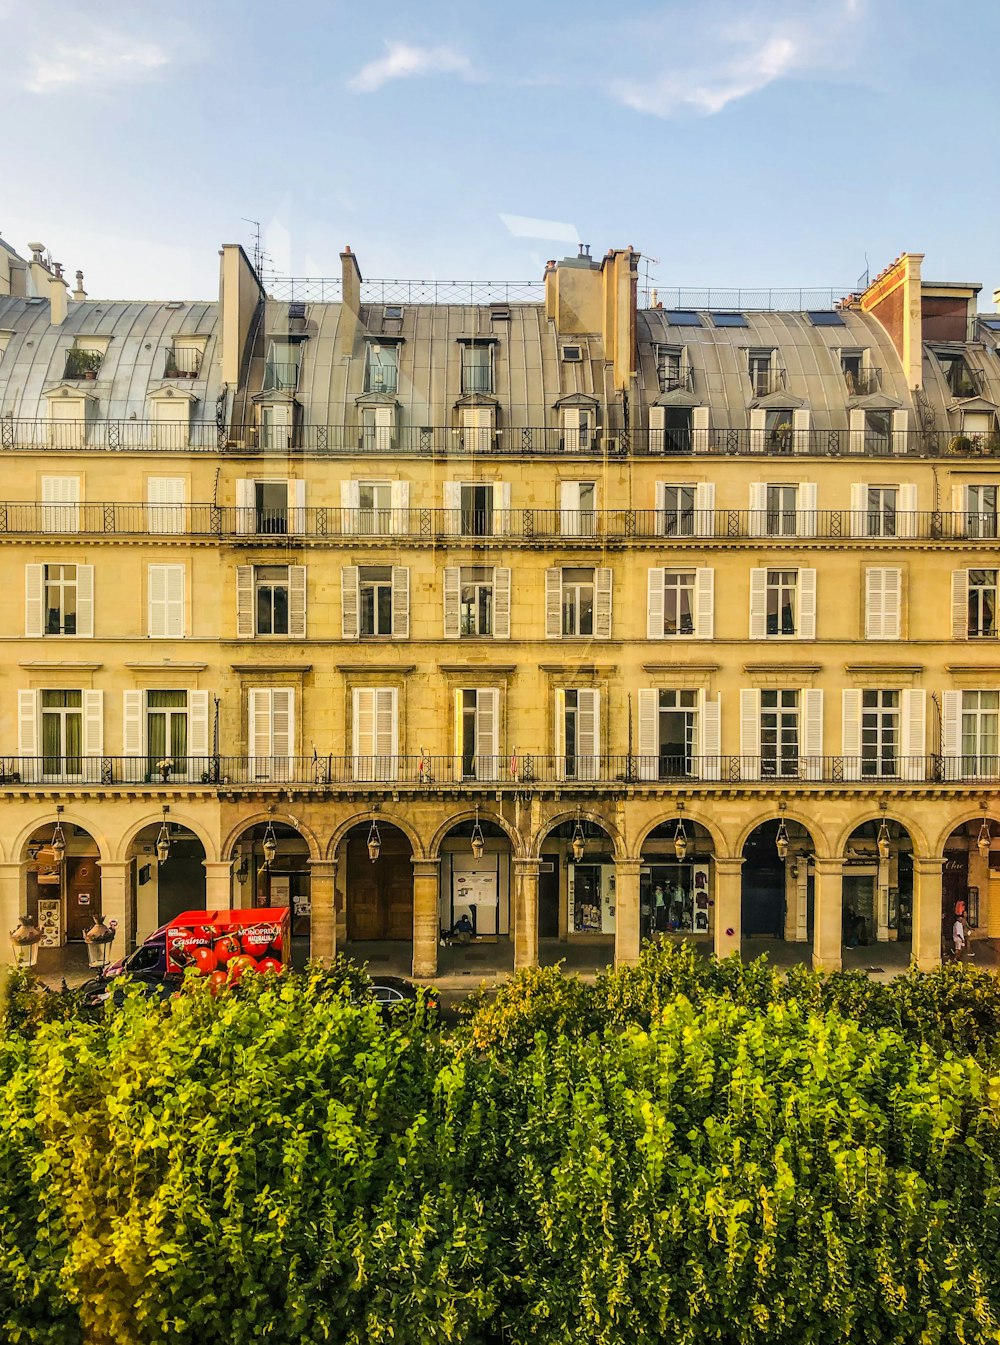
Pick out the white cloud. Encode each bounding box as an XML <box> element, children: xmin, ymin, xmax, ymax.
<box><xmin>612</xmin><ymin>0</ymin><xmax>865</xmax><ymax>117</ymax></box>
<box><xmin>348</xmin><ymin>41</ymin><xmax>474</xmax><ymax>94</ymax></box>
<box><xmin>500</xmin><ymin>214</ymin><xmax>580</xmax><ymax>245</ymax></box>
<box><xmin>23</xmin><ymin>32</ymin><xmax>171</xmax><ymax>94</ymax></box>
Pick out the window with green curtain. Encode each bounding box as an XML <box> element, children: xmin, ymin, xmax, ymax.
<box><xmin>41</xmin><ymin>689</ymin><xmax>82</xmax><ymax>776</ymax></box>
<box><xmin>146</xmin><ymin>690</ymin><xmax>188</xmax><ymax>774</ymax></box>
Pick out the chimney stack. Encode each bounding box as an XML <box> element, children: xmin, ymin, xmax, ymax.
<box><xmin>26</xmin><ymin>241</ymin><xmax>50</xmax><ymax>299</ymax></box>
<box><xmin>340</xmin><ymin>245</ymin><xmax>362</xmax><ymax>315</ymax></box>
<box><xmin>48</xmin><ymin>265</ymin><xmax>68</xmax><ymax>326</ymax></box>
<box><xmin>72</xmin><ymin>270</ymin><xmax>87</xmax><ymax>302</ymax></box>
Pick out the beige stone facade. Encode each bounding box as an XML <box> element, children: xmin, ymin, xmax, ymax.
<box><xmin>1</xmin><ymin>235</ymin><xmax>999</xmax><ymax>975</ymax></box>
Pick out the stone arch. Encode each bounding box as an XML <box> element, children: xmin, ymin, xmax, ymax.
<box><xmin>733</xmin><ymin>806</ymin><xmax>832</xmax><ymax>858</ymax></box>
<box><xmin>12</xmin><ymin>810</ymin><xmax>112</xmax><ymax>863</ymax></box>
<box><xmin>832</xmin><ymin>808</ymin><xmax>929</xmax><ymax>858</ymax></box>
<box><xmin>931</xmin><ymin>806</ymin><xmax>1000</xmax><ymax>859</ymax></box>
<box><xmin>634</xmin><ymin>808</ymin><xmax>728</xmax><ymax>858</ymax></box>
<box><xmin>115</xmin><ymin>812</ymin><xmax>219</xmax><ymax>864</ymax></box>
<box><xmin>221</xmin><ymin>810</ymin><xmax>322</xmax><ymax>862</ymax></box>
<box><xmin>427</xmin><ymin>807</ymin><xmax>522</xmax><ymax>860</ymax></box>
<box><xmin>326</xmin><ymin>810</ymin><xmax>425</xmax><ymax>861</ymax></box>
<box><xmin>529</xmin><ymin>807</ymin><xmax>627</xmax><ymax>861</ymax></box>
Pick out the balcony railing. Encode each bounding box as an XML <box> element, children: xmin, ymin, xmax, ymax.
<box><xmin>164</xmin><ymin>348</ymin><xmax>203</xmax><ymax>378</ymax></box>
<box><xmin>2</xmin><ymin>420</ymin><xmax>999</xmax><ymax>459</ymax></box>
<box><xmin>844</xmin><ymin>368</ymin><xmax>882</xmax><ymax>396</ymax></box>
<box><xmin>3</xmin><ymin>502</ymin><xmax>997</xmax><ymax>544</ymax></box>
<box><xmin>0</xmin><ymin>755</ymin><xmax>996</xmax><ymax>787</ymax></box>
<box><xmin>657</xmin><ymin>366</ymin><xmax>693</xmax><ymax>394</ymax></box>
<box><xmin>750</xmin><ymin>367</ymin><xmax>787</xmax><ymax>397</ymax></box>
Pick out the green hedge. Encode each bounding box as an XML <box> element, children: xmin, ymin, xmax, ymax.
<box><xmin>2</xmin><ymin>950</ymin><xmax>1000</xmax><ymax>1343</ymax></box>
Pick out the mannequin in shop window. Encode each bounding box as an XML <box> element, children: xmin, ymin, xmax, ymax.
<box><xmin>653</xmin><ymin>884</ymin><xmax>666</xmax><ymax>933</ymax></box>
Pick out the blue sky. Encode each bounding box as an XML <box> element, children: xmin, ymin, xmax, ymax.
<box><xmin>3</xmin><ymin>0</ymin><xmax>998</xmax><ymax>304</ymax></box>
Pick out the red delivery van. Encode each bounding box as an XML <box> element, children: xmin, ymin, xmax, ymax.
<box><xmin>164</xmin><ymin>908</ymin><xmax>290</xmax><ymax>976</ymax></box>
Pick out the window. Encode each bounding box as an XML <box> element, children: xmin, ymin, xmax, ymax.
<box><xmin>864</xmin><ymin>411</ymin><xmax>891</xmax><ymax>453</ymax></box>
<box><xmin>861</xmin><ymin>690</ymin><xmax>899</xmax><ymax>778</ymax></box>
<box><xmin>561</xmin><ymin>408</ymin><xmax>593</xmax><ymax>452</ymax></box>
<box><xmin>660</xmin><ymin>408</ymin><xmax>692</xmax><ymax>454</ymax></box>
<box><xmin>147</xmin><ymin>564</ymin><xmax>185</xmax><ymax>639</ymax></box>
<box><xmin>764</xmin><ymin>408</ymin><xmax>794</xmax><ymax>448</ymax></box>
<box><xmin>656</xmin><ymin>346</ymin><xmax>687</xmax><ymax>392</ymax></box>
<box><xmin>383</xmin><ymin>305</ymin><xmax>403</xmax><ymax>321</ymax></box>
<box><xmin>63</xmin><ymin>346</ymin><xmax>102</xmax><ymax>379</ymax></box>
<box><xmin>45</xmin><ymin>564</ymin><xmax>78</xmax><ymax>635</ymax></box>
<box><xmin>146</xmin><ymin>477</ymin><xmax>186</xmax><ymax>535</ymax></box>
<box><xmin>665</xmin><ymin>312</ymin><xmax>702</xmax><ymax>327</ymax></box>
<box><xmin>655</xmin><ymin>690</ymin><xmax>697</xmax><ymax>776</ymax></box>
<box><xmin>867</xmin><ymin>485</ymin><xmax>898</xmax><ymax>537</ymax></box>
<box><xmin>352</xmin><ymin>688</ymin><xmax>398</xmax><ymax>781</ymax></box>
<box><xmin>750</xmin><ymin>569</ymin><xmax>817</xmax><ymax>639</ymax></box>
<box><xmin>255</xmin><ymin>480</ymin><xmax>288</xmax><ymax>535</ymax></box>
<box><xmin>841</xmin><ymin>351</ymin><xmax>879</xmax><ymax>395</ymax></box>
<box><xmin>41</xmin><ymin>691</ymin><xmax>82</xmax><ymax>779</ymax></box>
<box><xmin>749</xmin><ymin>349</ymin><xmax>781</xmax><ymax>397</ymax></box>
<box><xmin>968</xmin><ymin>570</ymin><xmax>998</xmax><ymax>638</ymax></box>
<box><xmin>364</xmin><ymin>342</ymin><xmax>398</xmax><ymax>394</ymax></box>
<box><xmin>41</xmin><ymin>476</ymin><xmax>80</xmax><ymax>534</ymax></box>
<box><xmin>443</xmin><ymin>566</ymin><xmax>510</xmax><ymax>639</ymax></box>
<box><xmin>638</xmin><ymin>688</ymin><xmax>720</xmax><ymax>781</ymax></box>
<box><xmin>236</xmin><ymin>565</ymin><xmax>306</xmax><ymax>639</ymax></box>
<box><xmin>709</xmin><ymin>312</ymin><xmax>747</xmax><ymax>327</ymax></box>
<box><xmin>560</xmin><ymin>481</ymin><xmax>596</xmax><ymax>536</ymax></box>
<box><xmin>807</xmin><ymin>311</ymin><xmax>845</xmax><ymax>327</ymax></box>
<box><xmin>164</xmin><ymin>344</ymin><xmax>202</xmax><ymax>378</ymax></box>
<box><xmin>263</xmin><ymin>340</ymin><xmax>301</xmax><ymax>391</ymax></box>
<box><xmin>935</xmin><ymin>350</ymin><xmax>978</xmax><ymax>398</ymax></box>
<box><xmin>562</xmin><ymin>345</ymin><xmax>582</xmax><ymax>362</ymax></box>
<box><xmin>865</xmin><ymin>568</ymin><xmax>902</xmax><ymax>640</ymax></box>
<box><xmin>25</xmin><ymin>563</ymin><xmax>93</xmax><ymax>638</ymax></box>
<box><xmin>658</xmin><ymin>484</ymin><xmax>695</xmax><ymax>536</ymax></box>
<box><xmin>961</xmin><ymin>691</ymin><xmax>999</xmax><ymax>777</ymax></box>
<box><xmin>647</xmin><ymin>567</ymin><xmax>713</xmax><ymax>639</ymax></box>
<box><xmin>444</xmin><ymin>482</ymin><xmax>498</xmax><ymax>536</ymax></box>
<box><xmin>259</xmin><ymin>403</ymin><xmax>294</xmax><ymax>451</ymax></box>
<box><xmin>765</xmin><ymin>484</ymin><xmax>798</xmax><ymax>537</ymax></box>
<box><xmin>760</xmin><ymin>690</ymin><xmax>800</xmax><ymax>778</ymax></box>
<box><xmin>341</xmin><ymin>565</ymin><xmax>408</xmax><ymax>639</ymax></box>
<box><xmin>146</xmin><ymin>691</ymin><xmax>188</xmax><ymax>779</ymax></box>
<box><xmin>358</xmin><ymin>480</ymin><xmax>392</xmax><ymax>533</ymax></box>
<box><xmin>456</xmin><ymin>688</ymin><xmax>499</xmax><ymax>780</ymax></box>
<box><xmin>546</xmin><ymin>567</ymin><xmax>612</xmax><ymax>639</ymax></box>
<box><xmin>460</xmin><ymin>407</ymin><xmax>494</xmax><ymax>451</ymax></box>
<box><xmin>556</xmin><ymin>688</ymin><xmax>600</xmax><ymax>780</ymax></box>
<box><xmin>247</xmin><ymin>688</ymin><xmax>295</xmax><ymax>780</ymax></box>
<box><xmin>562</xmin><ymin>568</ymin><xmax>594</xmax><ymax>637</ymax></box>
<box><xmin>461</xmin><ymin>343</ymin><xmax>493</xmax><ymax>394</ymax></box>
<box><xmin>966</xmin><ymin>485</ymin><xmax>998</xmax><ymax>539</ymax></box>
<box><xmin>236</xmin><ymin>479</ymin><xmax>305</xmax><ymax>536</ymax></box>
<box><xmin>341</xmin><ymin>478</ymin><xmax>406</xmax><ymax>533</ymax></box>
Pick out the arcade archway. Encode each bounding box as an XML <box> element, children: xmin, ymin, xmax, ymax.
<box><xmin>535</xmin><ymin>815</ymin><xmax>616</xmax><ymax>968</ymax></box>
<box><xmin>741</xmin><ymin>816</ymin><xmax>815</xmax><ymax>952</ymax></box>
<box><xmin>230</xmin><ymin>819</ymin><xmax>312</xmax><ymax>954</ymax></box>
<box><xmin>127</xmin><ymin>815</ymin><xmax>206</xmax><ymax>943</ymax></box>
<box><xmin>23</xmin><ymin>816</ymin><xmax>102</xmax><ymax>947</ymax></box>
<box><xmin>841</xmin><ymin>818</ymin><xmax>913</xmax><ymax>955</ymax></box>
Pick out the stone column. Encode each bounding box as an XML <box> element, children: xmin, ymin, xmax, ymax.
<box><xmin>411</xmin><ymin>858</ymin><xmax>440</xmax><ymax>979</ymax></box>
<box><xmin>912</xmin><ymin>856</ymin><xmax>944</xmax><ymax>971</ymax></box>
<box><xmin>0</xmin><ymin>863</ymin><xmax>23</xmax><ymax>967</ymax></box>
<box><xmin>309</xmin><ymin>859</ymin><xmax>337</xmax><ymax>964</ymax></box>
<box><xmin>812</xmin><ymin>857</ymin><xmax>845</xmax><ymax>972</ymax></box>
<box><xmin>713</xmin><ymin>858</ymin><xmax>744</xmax><ymax>960</ymax></box>
<box><xmin>203</xmin><ymin>861</ymin><xmax>234</xmax><ymax>912</ymax></box>
<box><xmin>97</xmin><ymin>861</ymin><xmax>132</xmax><ymax>954</ymax></box>
<box><xmin>513</xmin><ymin>858</ymin><xmax>540</xmax><ymax>970</ymax></box>
<box><xmin>614</xmin><ymin>859</ymin><xmax>642</xmax><ymax>967</ymax></box>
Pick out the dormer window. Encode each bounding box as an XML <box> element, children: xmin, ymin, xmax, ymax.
<box><xmin>841</xmin><ymin>350</ymin><xmax>880</xmax><ymax>396</ymax></box>
<box><xmin>748</xmin><ymin>349</ymin><xmax>784</xmax><ymax>397</ymax></box>
<box><xmin>461</xmin><ymin>342</ymin><xmax>493</xmax><ymax>394</ymax></box>
<box><xmin>364</xmin><ymin>341</ymin><xmax>399</xmax><ymax>395</ymax></box>
<box><xmin>64</xmin><ymin>347</ymin><xmax>102</xmax><ymax>380</ymax></box>
<box><xmin>164</xmin><ymin>338</ymin><xmax>205</xmax><ymax>379</ymax></box>
<box><xmin>935</xmin><ymin>349</ymin><xmax>978</xmax><ymax>398</ymax></box>
<box><xmin>656</xmin><ymin>345</ymin><xmax>689</xmax><ymax>393</ymax></box>
<box><xmin>264</xmin><ymin>340</ymin><xmax>301</xmax><ymax>392</ymax></box>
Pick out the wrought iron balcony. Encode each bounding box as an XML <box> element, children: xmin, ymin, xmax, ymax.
<box><xmin>0</xmin><ymin>754</ymin><xmax>994</xmax><ymax>789</ymax></box>
<box><xmin>2</xmin><ymin>501</ymin><xmax>996</xmax><ymax>545</ymax></box>
<box><xmin>2</xmin><ymin>419</ymin><xmax>999</xmax><ymax>459</ymax></box>
<box><xmin>164</xmin><ymin>348</ymin><xmax>203</xmax><ymax>378</ymax></box>
<box><xmin>844</xmin><ymin>367</ymin><xmax>882</xmax><ymax>396</ymax></box>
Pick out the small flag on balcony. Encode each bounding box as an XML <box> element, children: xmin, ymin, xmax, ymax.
<box><xmin>510</xmin><ymin>746</ymin><xmax>518</xmax><ymax>781</ymax></box>
<box><xmin>418</xmin><ymin>746</ymin><xmax>426</xmax><ymax>782</ymax></box>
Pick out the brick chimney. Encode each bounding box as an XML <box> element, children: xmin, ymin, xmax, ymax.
<box><xmin>857</xmin><ymin>253</ymin><xmax>924</xmax><ymax>390</ymax></box>
<box><xmin>48</xmin><ymin>262</ymin><xmax>68</xmax><ymax>325</ymax></box>
<box><xmin>340</xmin><ymin>245</ymin><xmax>362</xmax><ymax>315</ymax></box>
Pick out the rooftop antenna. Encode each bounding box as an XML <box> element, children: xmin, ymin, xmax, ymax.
<box><xmin>857</xmin><ymin>252</ymin><xmax>870</xmax><ymax>292</ymax></box>
<box><xmin>242</xmin><ymin>217</ymin><xmax>264</xmax><ymax>277</ymax></box>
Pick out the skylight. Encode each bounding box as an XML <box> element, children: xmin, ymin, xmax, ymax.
<box><xmin>807</xmin><ymin>311</ymin><xmax>846</xmax><ymax>327</ymax></box>
<box><xmin>710</xmin><ymin>312</ymin><xmax>748</xmax><ymax>327</ymax></box>
<box><xmin>666</xmin><ymin>311</ymin><xmax>703</xmax><ymax>327</ymax></box>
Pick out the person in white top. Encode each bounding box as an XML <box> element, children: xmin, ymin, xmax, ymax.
<box><xmin>952</xmin><ymin>913</ymin><xmax>967</xmax><ymax>961</ymax></box>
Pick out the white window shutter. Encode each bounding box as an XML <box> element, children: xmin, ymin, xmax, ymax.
<box><xmin>699</xmin><ymin>689</ymin><xmax>721</xmax><ymax>781</ymax></box>
<box><xmin>898</xmin><ymin>483</ymin><xmax>917</xmax><ymax>538</ymax></box>
<box><xmin>637</xmin><ymin>689</ymin><xmax>658</xmax><ymax>781</ymax></box>
<box><xmin>842</xmin><ymin>689</ymin><xmax>862</xmax><ymax>781</ymax></box>
<box><xmin>188</xmin><ymin>691</ymin><xmax>210</xmax><ymax>762</ymax></box>
<box><xmin>694</xmin><ymin>568</ymin><xmax>714</xmax><ymax>639</ymax></box>
<box><xmin>493</xmin><ymin>567</ymin><xmax>511</xmax><ymax>639</ymax></box>
<box><xmin>647</xmin><ymin>568</ymin><xmax>665</xmax><ymax>639</ymax></box>
<box><xmin>25</xmin><ymin>564</ymin><xmax>44</xmax><ymax>637</ymax></box>
<box><xmin>248</xmin><ymin>688</ymin><xmax>270</xmax><ymax>771</ymax></box>
<box><xmin>452</xmin><ymin>689</ymin><xmax>464</xmax><ymax>777</ymax></box>
<box><xmin>444</xmin><ymin>481</ymin><xmax>462</xmax><ymax>533</ymax></box>
<box><xmin>748</xmin><ymin>482</ymin><xmax>766</xmax><ymax>537</ymax></box>
<box><xmin>792</xmin><ymin>408</ymin><xmax>810</xmax><ymax>454</ymax></box>
<box><xmin>866</xmin><ymin>567</ymin><xmax>901</xmax><ymax>640</ymax></box>
<box><xmin>691</xmin><ymin>405</ymin><xmax>710</xmax><ymax>453</ymax></box>
<box><xmin>594</xmin><ymin>568</ymin><xmax>613</xmax><ymax>639</ymax></box>
<box><xmin>740</xmin><ymin>689</ymin><xmax>761</xmax><ymax>780</ymax></box>
<box><xmin>236</xmin><ymin>479</ymin><xmax>254</xmax><ymax>535</ymax></box>
<box><xmin>802</xmin><ymin>688</ymin><xmax>824</xmax><ymax>780</ymax></box>
<box><xmin>952</xmin><ymin>570</ymin><xmax>969</xmax><ymax>640</ymax></box>
<box><xmin>341</xmin><ymin>479</ymin><xmax>360</xmax><ymax>533</ymax></box>
<box><xmin>553</xmin><ymin>689</ymin><xmax>567</xmax><ymax>775</ymax></box>
<box><xmin>561</xmin><ymin>406</ymin><xmax>581</xmax><ymax>450</ymax></box>
<box><xmin>271</xmin><ymin>688</ymin><xmax>294</xmax><ymax>762</ymax></box>
<box><xmin>476</xmin><ymin>688</ymin><xmax>499</xmax><ymax>780</ymax></box>
<box><xmin>798</xmin><ymin>568</ymin><xmax>817</xmax><ymax>640</ymax></box>
<box><xmin>390</xmin><ymin>479</ymin><xmax>408</xmax><ymax>535</ymax></box>
<box><xmin>941</xmin><ymin>690</ymin><xmax>962</xmax><ymax>781</ymax></box>
<box><xmin>649</xmin><ymin>410</ymin><xmax>665</xmax><ymax>455</ymax></box>
<box><xmin>900</xmin><ymin>689</ymin><xmax>926</xmax><ymax>782</ymax></box>
<box><xmin>375</xmin><ymin>687</ymin><xmax>397</xmax><ymax>777</ymax></box>
<box><xmin>41</xmin><ymin>475</ymin><xmax>80</xmax><ymax>534</ymax></box>
<box><xmin>891</xmin><ymin>408</ymin><xmax>909</xmax><ymax>455</ymax></box>
<box><xmin>493</xmin><ymin>481</ymin><xmax>511</xmax><ymax>536</ymax></box>
<box><xmin>146</xmin><ymin>477</ymin><xmax>185</xmax><ymax>535</ymax></box>
<box><xmin>577</xmin><ymin>688</ymin><xmax>600</xmax><ymax>780</ymax></box>
<box><xmin>288</xmin><ymin>479</ymin><xmax>306</xmax><ymax>535</ymax></box>
<box><xmin>749</xmin><ymin>407</ymin><xmax>766</xmax><ymax>453</ymax></box>
<box><xmin>797</xmin><ymin>482</ymin><xmax>818</xmax><ymax>537</ymax></box>
<box><xmin>952</xmin><ymin>483</ymin><xmax>967</xmax><ymax>537</ymax></box>
<box><xmin>342</xmin><ymin>566</ymin><xmax>360</xmax><ymax>639</ymax></box>
<box><xmin>881</xmin><ymin>568</ymin><xmax>901</xmax><ymax>640</ymax></box>
<box><xmin>123</xmin><ymin>690</ymin><xmax>144</xmax><ymax>757</ymax></box>
<box><xmin>288</xmin><ymin>566</ymin><xmax>307</xmax><ymax>638</ymax></box>
<box><xmin>850</xmin><ymin>482</ymin><xmax>865</xmax><ymax>537</ymax></box>
<box><xmin>694</xmin><ymin>481</ymin><xmax>715</xmax><ymax>536</ymax></box>
<box><xmin>80</xmin><ymin>690</ymin><xmax>103</xmax><ymax>778</ymax></box>
<box><xmin>849</xmin><ymin>409</ymin><xmax>866</xmax><ymax>456</ymax></box>
<box><xmin>17</xmin><ymin>690</ymin><xmax>38</xmax><ymax>756</ymax></box>
<box><xmin>75</xmin><ymin>564</ymin><xmax>94</xmax><ymax>637</ymax></box>
<box><xmin>545</xmin><ymin>568</ymin><xmax>562</xmax><ymax>639</ymax></box>
<box><xmin>148</xmin><ymin>565</ymin><xmax>167</xmax><ymax>639</ymax></box>
<box><xmin>749</xmin><ymin>569</ymin><xmax>767</xmax><ymax>640</ymax></box>
<box><xmin>352</xmin><ymin>688</ymin><xmax>375</xmax><ymax>779</ymax></box>
<box><xmin>236</xmin><ymin>565</ymin><xmax>254</xmax><ymax>639</ymax></box>
<box><xmin>443</xmin><ymin>566</ymin><xmax>461</xmax><ymax>638</ymax></box>
<box><xmin>654</xmin><ymin>481</ymin><xmax>666</xmax><ymax>528</ymax></box>
<box><xmin>560</xmin><ymin>480</ymin><xmax>579</xmax><ymax>535</ymax></box>
<box><xmin>391</xmin><ymin>566</ymin><xmax>410</xmax><ymax>638</ymax></box>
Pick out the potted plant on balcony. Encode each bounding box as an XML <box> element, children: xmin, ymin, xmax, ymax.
<box><xmin>947</xmin><ymin>434</ymin><xmax>975</xmax><ymax>455</ymax></box>
<box><xmin>10</xmin><ymin>913</ymin><xmax>44</xmax><ymax>968</ymax></box>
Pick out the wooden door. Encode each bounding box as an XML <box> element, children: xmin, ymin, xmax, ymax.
<box><xmin>346</xmin><ymin>832</ymin><xmax>413</xmax><ymax>940</ymax></box>
<box><xmin>66</xmin><ymin>856</ymin><xmax>101</xmax><ymax>940</ymax></box>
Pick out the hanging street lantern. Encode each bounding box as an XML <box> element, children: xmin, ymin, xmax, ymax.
<box><xmin>977</xmin><ymin>814</ymin><xmax>992</xmax><ymax>862</ymax></box>
<box><xmin>155</xmin><ymin>807</ymin><xmax>171</xmax><ymax>863</ymax></box>
<box><xmin>262</xmin><ymin>813</ymin><xmax>278</xmax><ymax>867</ymax></box>
<box><xmin>470</xmin><ymin>806</ymin><xmax>485</xmax><ymax>860</ymax></box>
<box><xmin>673</xmin><ymin>803</ymin><xmax>688</xmax><ymax>861</ymax></box>
<box><xmin>877</xmin><ymin>815</ymin><xmax>891</xmax><ymax>862</ymax></box>
<box><xmin>775</xmin><ymin>808</ymin><xmax>790</xmax><ymax>862</ymax></box>
<box><xmin>571</xmin><ymin>811</ymin><xmax>586</xmax><ymax>863</ymax></box>
<box><xmin>51</xmin><ymin>807</ymin><xmax>66</xmax><ymax>860</ymax></box>
<box><xmin>366</xmin><ymin>814</ymin><xmax>381</xmax><ymax>863</ymax></box>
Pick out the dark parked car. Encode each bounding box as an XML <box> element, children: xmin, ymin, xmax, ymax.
<box><xmin>368</xmin><ymin>975</ymin><xmax>439</xmax><ymax>1025</ymax></box>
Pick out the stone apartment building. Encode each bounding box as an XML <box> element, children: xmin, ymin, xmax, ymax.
<box><xmin>1</xmin><ymin>232</ymin><xmax>999</xmax><ymax>976</ymax></box>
